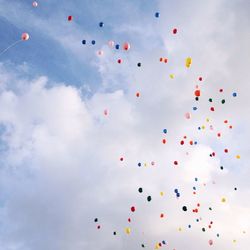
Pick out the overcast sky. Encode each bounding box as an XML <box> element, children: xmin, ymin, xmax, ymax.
<box><xmin>0</xmin><ymin>0</ymin><xmax>249</xmax><ymax>250</ymax></box>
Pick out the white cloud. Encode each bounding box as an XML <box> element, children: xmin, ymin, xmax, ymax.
<box><xmin>0</xmin><ymin>0</ymin><xmax>249</xmax><ymax>250</ymax></box>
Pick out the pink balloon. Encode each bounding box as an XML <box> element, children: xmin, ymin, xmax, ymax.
<box><xmin>108</xmin><ymin>40</ymin><xmax>115</xmax><ymax>48</ymax></box>
<box><xmin>32</xmin><ymin>1</ymin><xmax>38</xmax><ymax>7</ymax></box>
<box><xmin>104</xmin><ymin>109</ymin><xmax>108</xmax><ymax>116</ymax></box>
<box><xmin>21</xmin><ymin>33</ymin><xmax>30</xmax><ymax>41</ymax></box>
<box><xmin>208</xmin><ymin>239</ymin><xmax>213</xmax><ymax>246</ymax></box>
<box><xmin>123</xmin><ymin>42</ymin><xmax>130</xmax><ymax>51</ymax></box>
<box><xmin>185</xmin><ymin>112</ymin><xmax>191</xmax><ymax>119</ymax></box>
<box><xmin>97</xmin><ymin>50</ymin><xmax>104</xmax><ymax>56</ymax></box>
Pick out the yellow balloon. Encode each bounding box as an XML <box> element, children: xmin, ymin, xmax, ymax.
<box><xmin>169</xmin><ymin>74</ymin><xmax>175</xmax><ymax>79</ymax></box>
<box><xmin>185</xmin><ymin>57</ymin><xmax>192</xmax><ymax>68</ymax></box>
<box><xmin>160</xmin><ymin>191</ymin><xmax>164</xmax><ymax>196</ymax></box>
<box><xmin>236</xmin><ymin>155</ymin><xmax>241</xmax><ymax>159</ymax></box>
<box><xmin>221</xmin><ymin>197</ymin><xmax>226</xmax><ymax>203</ymax></box>
<box><xmin>125</xmin><ymin>227</ymin><xmax>131</xmax><ymax>234</ymax></box>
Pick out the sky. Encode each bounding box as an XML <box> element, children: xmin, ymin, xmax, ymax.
<box><xmin>0</xmin><ymin>0</ymin><xmax>250</xmax><ymax>250</ymax></box>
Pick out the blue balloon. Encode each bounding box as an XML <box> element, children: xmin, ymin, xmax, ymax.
<box><xmin>232</xmin><ymin>92</ymin><xmax>237</xmax><ymax>97</ymax></box>
<box><xmin>115</xmin><ymin>44</ymin><xmax>120</xmax><ymax>49</ymax></box>
<box><xmin>195</xmin><ymin>177</ymin><xmax>198</xmax><ymax>181</ymax></box>
<box><xmin>138</xmin><ymin>162</ymin><xmax>141</xmax><ymax>167</ymax></box>
<box><xmin>82</xmin><ymin>40</ymin><xmax>86</xmax><ymax>45</ymax></box>
<box><xmin>91</xmin><ymin>40</ymin><xmax>96</xmax><ymax>45</ymax></box>
<box><xmin>188</xmin><ymin>225</ymin><xmax>191</xmax><ymax>228</ymax></box>
<box><xmin>193</xmin><ymin>107</ymin><xmax>197</xmax><ymax>111</ymax></box>
<box><xmin>163</xmin><ymin>128</ymin><xmax>167</xmax><ymax>134</ymax></box>
<box><xmin>174</xmin><ymin>189</ymin><xmax>178</xmax><ymax>193</ymax></box>
<box><xmin>155</xmin><ymin>12</ymin><xmax>160</xmax><ymax>18</ymax></box>
<box><xmin>176</xmin><ymin>193</ymin><xmax>180</xmax><ymax>197</ymax></box>
<box><xmin>99</xmin><ymin>22</ymin><xmax>104</xmax><ymax>27</ymax></box>
<box><xmin>162</xmin><ymin>241</ymin><xmax>166</xmax><ymax>245</ymax></box>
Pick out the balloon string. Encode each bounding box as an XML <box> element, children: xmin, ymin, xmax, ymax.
<box><xmin>0</xmin><ymin>39</ymin><xmax>22</xmax><ymax>57</ymax></box>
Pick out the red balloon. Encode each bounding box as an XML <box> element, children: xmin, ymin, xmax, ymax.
<box><xmin>174</xmin><ymin>161</ymin><xmax>178</xmax><ymax>165</ymax></box>
<box><xmin>194</xmin><ymin>89</ymin><xmax>201</xmax><ymax>97</ymax></box>
<box><xmin>123</xmin><ymin>42</ymin><xmax>130</xmax><ymax>51</ymax></box>
<box><xmin>162</xmin><ymin>139</ymin><xmax>166</xmax><ymax>144</ymax></box>
<box><xmin>117</xmin><ymin>59</ymin><xmax>122</xmax><ymax>64</ymax></box>
<box><xmin>68</xmin><ymin>16</ymin><xmax>73</xmax><ymax>21</ymax></box>
<box><xmin>173</xmin><ymin>28</ymin><xmax>177</xmax><ymax>34</ymax></box>
<box><xmin>131</xmin><ymin>206</ymin><xmax>135</xmax><ymax>212</ymax></box>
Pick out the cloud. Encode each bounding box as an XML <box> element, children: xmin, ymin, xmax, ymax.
<box><xmin>0</xmin><ymin>0</ymin><xmax>249</xmax><ymax>250</ymax></box>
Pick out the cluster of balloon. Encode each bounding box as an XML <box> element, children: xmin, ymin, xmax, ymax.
<box><xmin>82</xmin><ymin>8</ymin><xmax>242</xmax><ymax>249</ymax></box>
<box><xmin>159</xmin><ymin>57</ymin><xmax>168</xmax><ymax>63</ymax></box>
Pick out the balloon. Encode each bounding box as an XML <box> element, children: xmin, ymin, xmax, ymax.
<box><xmin>173</xmin><ymin>28</ymin><xmax>177</xmax><ymax>34</ymax></box>
<box><xmin>163</xmin><ymin>128</ymin><xmax>167</xmax><ymax>134</ymax></box>
<box><xmin>160</xmin><ymin>191</ymin><xmax>164</xmax><ymax>196</ymax></box>
<box><xmin>91</xmin><ymin>40</ymin><xmax>96</xmax><ymax>45</ymax></box>
<box><xmin>221</xmin><ymin>99</ymin><xmax>225</xmax><ymax>104</ymax></box>
<box><xmin>94</xmin><ymin>218</ymin><xmax>98</xmax><ymax>222</ymax></box>
<box><xmin>208</xmin><ymin>240</ymin><xmax>213</xmax><ymax>246</ymax></box>
<box><xmin>21</xmin><ymin>33</ymin><xmax>29</xmax><ymax>41</ymax></box>
<box><xmin>123</xmin><ymin>42</ymin><xmax>130</xmax><ymax>51</ymax></box>
<box><xmin>185</xmin><ymin>57</ymin><xmax>192</xmax><ymax>68</ymax></box>
<box><xmin>155</xmin><ymin>12</ymin><xmax>160</xmax><ymax>18</ymax></box>
<box><xmin>130</xmin><ymin>206</ymin><xmax>135</xmax><ymax>212</ymax></box>
<box><xmin>236</xmin><ymin>155</ymin><xmax>240</xmax><ymax>159</ymax></box>
<box><xmin>108</xmin><ymin>40</ymin><xmax>115</xmax><ymax>48</ymax></box>
<box><xmin>115</xmin><ymin>44</ymin><xmax>120</xmax><ymax>49</ymax></box>
<box><xmin>169</xmin><ymin>74</ymin><xmax>175</xmax><ymax>79</ymax></box>
<box><xmin>117</xmin><ymin>59</ymin><xmax>122</xmax><ymax>64</ymax></box>
<box><xmin>138</xmin><ymin>162</ymin><xmax>141</xmax><ymax>167</ymax></box>
<box><xmin>162</xmin><ymin>139</ymin><xmax>166</xmax><ymax>144</ymax></box>
<box><xmin>221</xmin><ymin>197</ymin><xmax>226</xmax><ymax>203</ymax></box>
<box><xmin>120</xmin><ymin>157</ymin><xmax>124</xmax><ymax>161</ymax></box>
<box><xmin>97</xmin><ymin>50</ymin><xmax>104</xmax><ymax>56</ymax></box>
<box><xmin>104</xmin><ymin>109</ymin><xmax>108</xmax><ymax>116</ymax></box>
<box><xmin>99</xmin><ymin>22</ymin><xmax>104</xmax><ymax>27</ymax></box>
<box><xmin>182</xmin><ymin>206</ymin><xmax>187</xmax><ymax>211</ymax></box>
<box><xmin>68</xmin><ymin>16</ymin><xmax>73</xmax><ymax>21</ymax></box>
<box><xmin>232</xmin><ymin>92</ymin><xmax>237</xmax><ymax>97</ymax></box>
<box><xmin>82</xmin><ymin>40</ymin><xmax>86</xmax><ymax>45</ymax></box>
<box><xmin>198</xmin><ymin>77</ymin><xmax>203</xmax><ymax>81</ymax></box>
<box><xmin>138</xmin><ymin>187</ymin><xmax>143</xmax><ymax>193</ymax></box>
<box><xmin>160</xmin><ymin>213</ymin><xmax>164</xmax><ymax>218</ymax></box>
<box><xmin>147</xmin><ymin>196</ymin><xmax>152</xmax><ymax>202</ymax></box>
<box><xmin>185</xmin><ymin>112</ymin><xmax>191</xmax><ymax>119</ymax></box>
<box><xmin>136</xmin><ymin>92</ymin><xmax>140</xmax><ymax>97</ymax></box>
<box><xmin>32</xmin><ymin>1</ymin><xmax>38</xmax><ymax>7</ymax></box>
<box><xmin>97</xmin><ymin>225</ymin><xmax>101</xmax><ymax>229</ymax></box>
<box><xmin>137</xmin><ymin>62</ymin><xmax>141</xmax><ymax>67</ymax></box>
<box><xmin>113</xmin><ymin>231</ymin><xmax>116</xmax><ymax>235</ymax></box>
<box><xmin>174</xmin><ymin>161</ymin><xmax>178</xmax><ymax>165</ymax></box>
<box><xmin>125</xmin><ymin>227</ymin><xmax>131</xmax><ymax>234</ymax></box>
<box><xmin>194</xmin><ymin>89</ymin><xmax>200</xmax><ymax>97</ymax></box>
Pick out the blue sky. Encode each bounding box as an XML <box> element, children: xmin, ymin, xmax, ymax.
<box><xmin>0</xmin><ymin>0</ymin><xmax>250</xmax><ymax>250</ymax></box>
